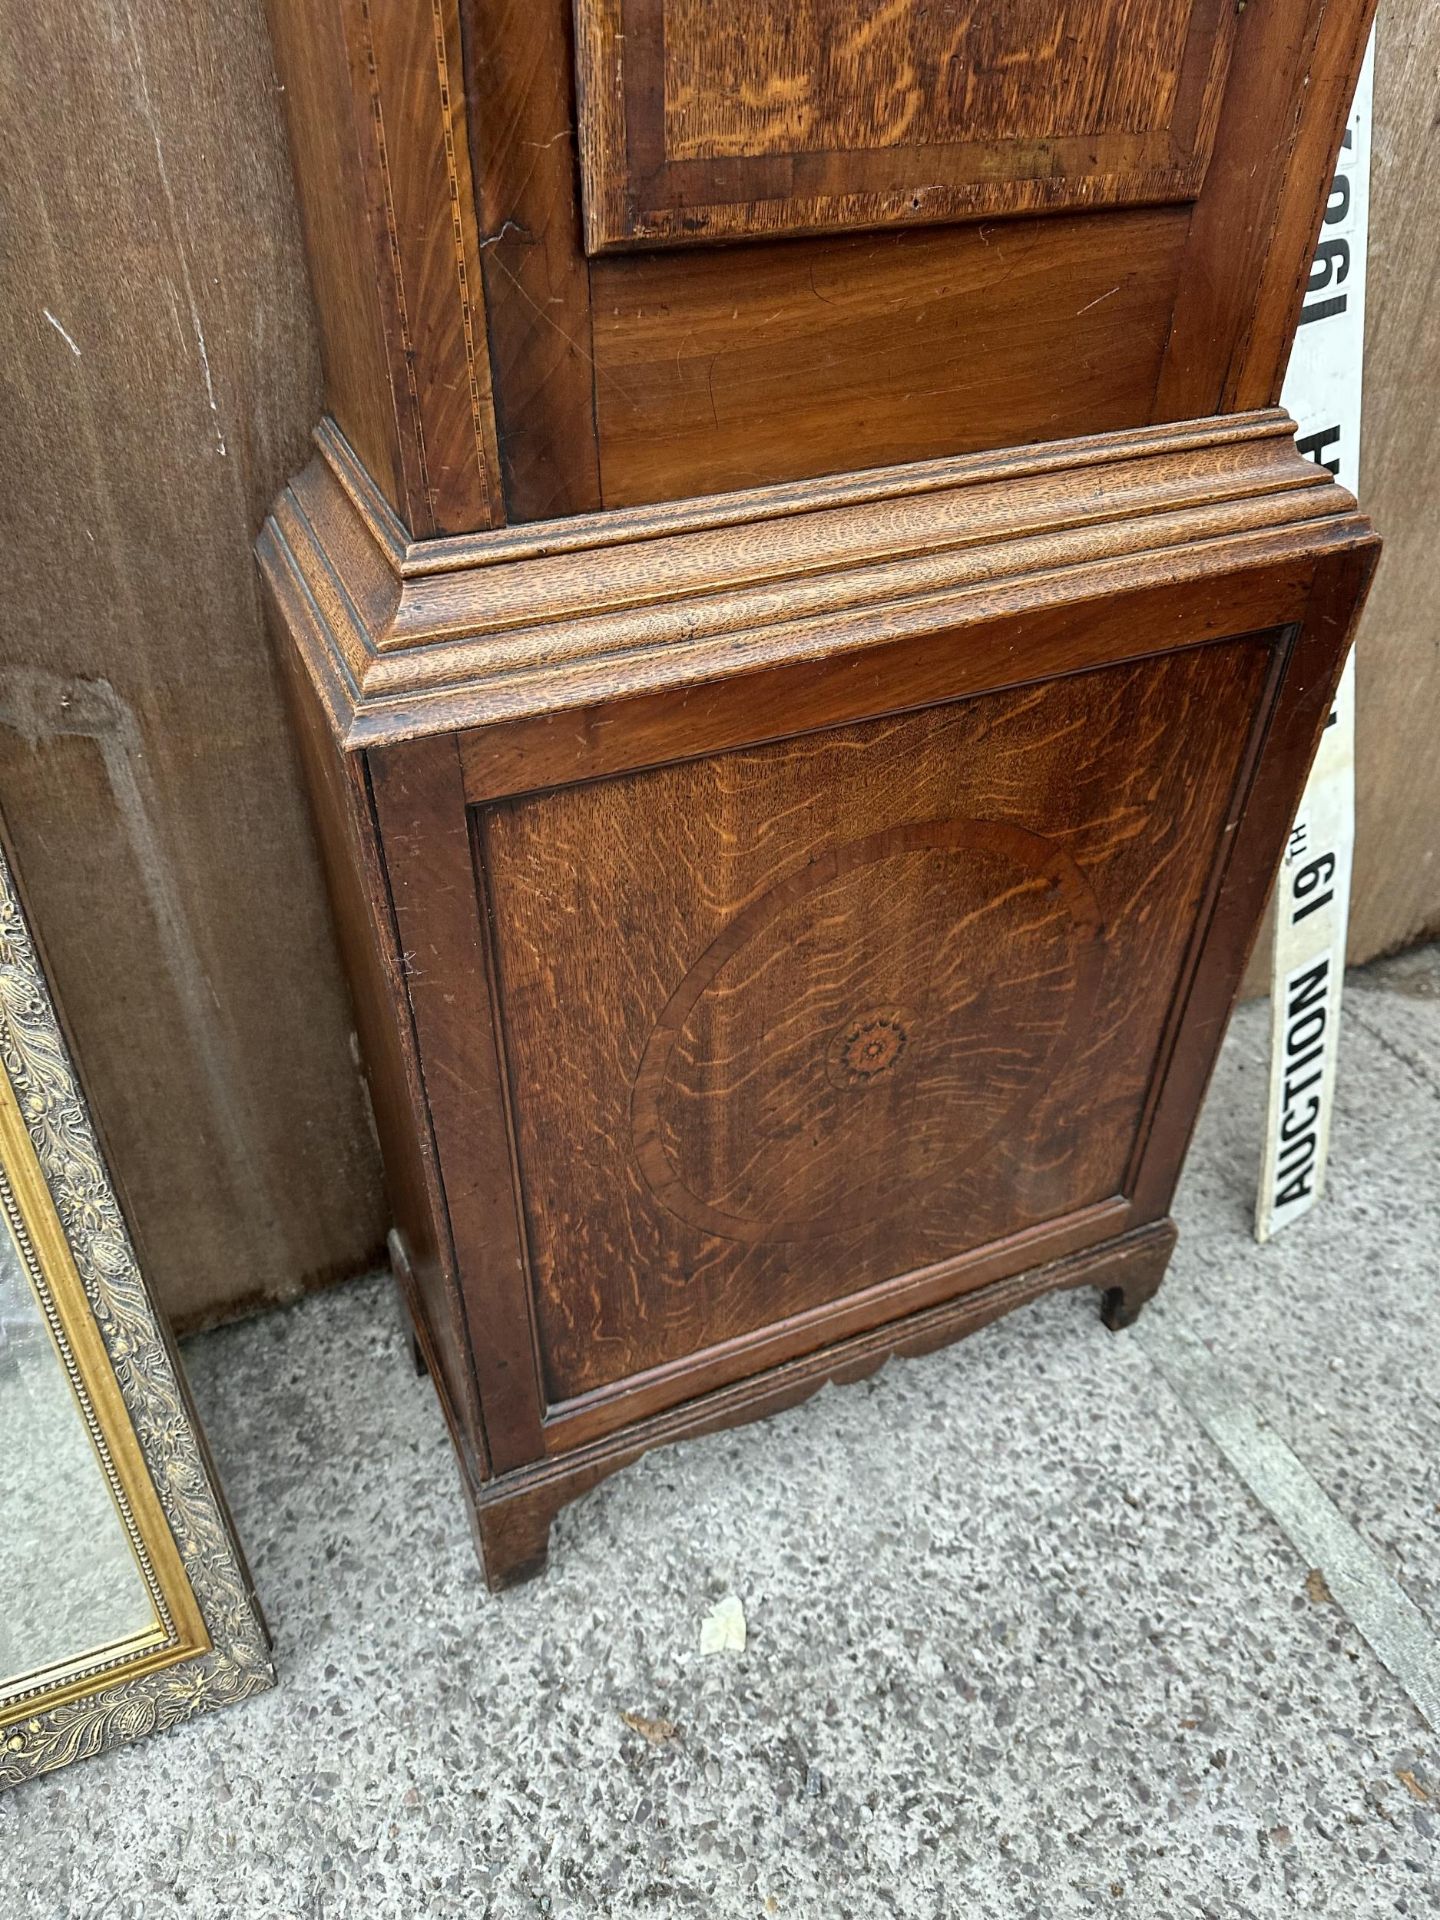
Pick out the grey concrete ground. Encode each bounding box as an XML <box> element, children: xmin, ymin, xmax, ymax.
<box><xmin>6</xmin><ymin>948</ymin><xmax>1439</xmax><ymax>1919</ymax></box>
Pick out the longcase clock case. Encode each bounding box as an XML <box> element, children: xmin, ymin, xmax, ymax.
<box><xmin>260</xmin><ymin>0</ymin><xmax>1380</xmax><ymax>1585</ymax></box>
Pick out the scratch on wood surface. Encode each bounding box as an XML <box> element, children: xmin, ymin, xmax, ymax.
<box><xmin>482</xmin><ymin>246</ymin><xmax>637</xmax><ymax>407</ymax></box>
<box><xmin>479</xmin><ymin>218</ymin><xmax>532</xmax><ymax>252</ymax></box>
<box><xmin>1075</xmin><ymin>285</ymin><xmax>1122</xmax><ymax>317</ymax></box>
<box><xmin>42</xmin><ymin>309</ymin><xmax>81</xmax><ymax>355</ymax></box>
<box><xmin>189</xmin><ymin>315</ymin><xmax>226</xmax><ymax>457</ymax></box>
<box><xmin>117</xmin><ymin>0</ymin><xmax>227</xmax><ymax>456</ymax></box>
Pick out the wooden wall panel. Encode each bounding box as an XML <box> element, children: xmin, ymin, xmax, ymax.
<box><xmin>0</xmin><ymin>0</ymin><xmax>386</xmax><ymax>1327</ymax></box>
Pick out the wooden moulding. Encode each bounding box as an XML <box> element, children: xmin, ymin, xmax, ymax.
<box><xmin>261</xmin><ymin>406</ymin><xmax>1371</xmax><ymax>758</ymax></box>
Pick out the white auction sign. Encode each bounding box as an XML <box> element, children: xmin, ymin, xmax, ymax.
<box><xmin>1257</xmin><ymin>33</ymin><xmax>1374</xmax><ymax>1243</ymax></box>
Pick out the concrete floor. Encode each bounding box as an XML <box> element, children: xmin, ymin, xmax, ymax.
<box><xmin>7</xmin><ymin>948</ymin><xmax>1439</xmax><ymax>1918</ymax></box>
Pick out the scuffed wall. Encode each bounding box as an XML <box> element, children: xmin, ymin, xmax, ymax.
<box><xmin>0</xmin><ymin>0</ymin><xmax>386</xmax><ymax>1327</ymax></box>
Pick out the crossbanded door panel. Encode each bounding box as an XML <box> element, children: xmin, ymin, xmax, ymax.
<box><xmin>473</xmin><ymin>638</ymin><xmax>1273</xmax><ymax>1417</ymax></box>
<box><xmin>573</xmin><ymin>0</ymin><xmax>1239</xmax><ymax>251</ymax></box>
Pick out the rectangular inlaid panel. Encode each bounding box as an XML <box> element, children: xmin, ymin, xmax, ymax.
<box><xmin>574</xmin><ymin>0</ymin><xmax>1238</xmax><ymax>250</ymax></box>
<box><xmin>477</xmin><ymin>639</ymin><xmax>1273</xmax><ymax>1407</ymax></box>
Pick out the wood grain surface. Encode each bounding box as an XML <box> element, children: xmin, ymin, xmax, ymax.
<box><xmin>264</xmin><ymin>389</ymin><xmax>1376</xmax><ymax>1580</ymax></box>
<box><xmin>0</xmin><ymin>0</ymin><xmax>1424</xmax><ymax>1355</ymax></box>
<box><xmin>1154</xmin><ymin>0</ymin><xmax>1380</xmax><ymax>419</ymax></box>
<box><xmin>0</xmin><ymin>0</ymin><xmax>386</xmax><ymax>1328</ymax></box>
<box><xmin>268</xmin><ymin>407</ymin><xmax>1356</xmax><ymax>746</ymax></box>
<box><xmin>268</xmin><ymin>606</ymin><xmax>492</xmax><ymax>1482</ymax></box>
<box><xmin>574</xmin><ymin>0</ymin><xmax>1235</xmax><ymax>250</ymax></box>
<box><xmin>466</xmin><ymin>1220</ymin><xmax>1178</xmax><ymax>1589</ymax></box>
<box><xmin>262</xmin><ymin>0</ymin><xmax>505</xmax><ymax>536</ymax></box>
<box><xmin>588</xmin><ymin>209</ymin><xmax>1188</xmax><ymax>504</ymax></box>
<box><xmin>254</xmin><ymin>0</ymin><xmax>1379</xmax><ymax>527</ymax></box>
<box><xmin>464</xmin><ymin>0</ymin><xmax>603</xmax><ymax>523</ymax></box>
<box><xmin>480</xmin><ymin>644</ymin><xmax>1270</xmax><ymax>1405</ymax></box>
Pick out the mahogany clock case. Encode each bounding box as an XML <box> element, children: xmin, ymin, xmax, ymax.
<box><xmin>259</xmin><ymin>411</ymin><xmax>1378</xmax><ymax>1587</ymax></box>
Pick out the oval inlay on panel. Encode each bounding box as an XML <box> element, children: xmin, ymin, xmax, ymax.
<box><xmin>631</xmin><ymin>818</ymin><xmax>1104</xmax><ymax>1245</ymax></box>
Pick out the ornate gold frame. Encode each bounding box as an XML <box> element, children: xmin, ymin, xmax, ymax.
<box><xmin>0</xmin><ymin>840</ymin><xmax>273</xmax><ymax>1788</ymax></box>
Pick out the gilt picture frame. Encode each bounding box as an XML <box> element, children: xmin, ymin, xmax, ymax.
<box><xmin>0</xmin><ymin>833</ymin><xmax>274</xmax><ymax>1789</ymax></box>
